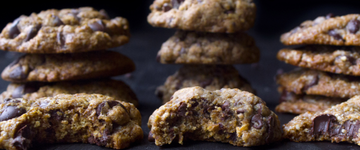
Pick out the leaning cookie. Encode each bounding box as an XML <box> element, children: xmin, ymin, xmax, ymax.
<box><xmin>0</xmin><ymin>79</ymin><xmax>139</xmax><ymax>106</ymax></box>
<box><xmin>0</xmin><ymin>93</ymin><xmax>143</xmax><ymax>150</ymax></box>
<box><xmin>1</xmin><ymin>51</ymin><xmax>135</xmax><ymax>82</ymax></box>
<box><xmin>155</xmin><ymin>65</ymin><xmax>255</xmax><ymax>103</ymax></box>
<box><xmin>276</xmin><ymin>68</ymin><xmax>360</xmax><ymax>98</ymax></box>
<box><xmin>281</xmin><ymin>14</ymin><xmax>360</xmax><ymax>46</ymax></box>
<box><xmin>277</xmin><ymin>45</ymin><xmax>360</xmax><ymax>76</ymax></box>
<box><xmin>157</xmin><ymin>30</ymin><xmax>260</xmax><ymax>64</ymax></box>
<box><xmin>0</xmin><ymin>7</ymin><xmax>130</xmax><ymax>53</ymax></box>
<box><xmin>148</xmin><ymin>87</ymin><xmax>282</xmax><ymax>146</ymax></box>
<box><xmin>148</xmin><ymin>0</ymin><xmax>256</xmax><ymax>33</ymax></box>
<box><xmin>283</xmin><ymin>95</ymin><xmax>360</xmax><ymax>145</ymax></box>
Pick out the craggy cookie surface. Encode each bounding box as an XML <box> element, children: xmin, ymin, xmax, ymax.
<box><xmin>281</xmin><ymin>14</ymin><xmax>360</xmax><ymax>46</ymax></box>
<box><xmin>283</xmin><ymin>95</ymin><xmax>360</xmax><ymax>145</ymax></box>
<box><xmin>148</xmin><ymin>0</ymin><xmax>256</xmax><ymax>33</ymax></box>
<box><xmin>149</xmin><ymin>87</ymin><xmax>282</xmax><ymax>146</ymax></box>
<box><xmin>155</xmin><ymin>65</ymin><xmax>255</xmax><ymax>103</ymax></box>
<box><xmin>0</xmin><ymin>79</ymin><xmax>139</xmax><ymax>106</ymax></box>
<box><xmin>157</xmin><ymin>30</ymin><xmax>260</xmax><ymax>64</ymax></box>
<box><xmin>276</xmin><ymin>68</ymin><xmax>360</xmax><ymax>98</ymax></box>
<box><xmin>1</xmin><ymin>51</ymin><xmax>135</xmax><ymax>82</ymax></box>
<box><xmin>0</xmin><ymin>93</ymin><xmax>143</xmax><ymax>150</ymax></box>
<box><xmin>277</xmin><ymin>45</ymin><xmax>360</xmax><ymax>76</ymax></box>
<box><xmin>0</xmin><ymin>7</ymin><xmax>130</xmax><ymax>53</ymax></box>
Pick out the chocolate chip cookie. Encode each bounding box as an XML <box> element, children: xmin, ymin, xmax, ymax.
<box><xmin>277</xmin><ymin>45</ymin><xmax>360</xmax><ymax>76</ymax></box>
<box><xmin>275</xmin><ymin>89</ymin><xmax>345</xmax><ymax>114</ymax></box>
<box><xmin>276</xmin><ymin>68</ymin><xmax>360</xmax><ymax>98</ymax></box>
<box><xmin>283</xmin><ymin>95</ymin><xmax>360</xmax><ymax>145</ymax></box>
<box><xmin>281</xmin><ymin>14</ymin><xmax>360</xmax><ymax>46</ymax></box>
<box><xmin>157</xmin><ymin>30</ymin><xmax>260</xmax><ymax>64</ymax></box>
<box><xmin>155</xmin><ymin>65</ymin><xmax>255</xmax><ymax>103</ymax></box>
<box><xmin>148</xmin><ymin>0</ymin><xmax>256</xmax><ymax>33</ymax></box>
<box><xmin>1</xmin><ymin>51</ymin><xmax>135</xmax><ymax>82</ymax></box>
<box><xmin>0</xmin><ymin>93</ymin><xmax>143</xmax><ymax>150</ymax></box>
<box><xmin>0</xmin><ymin>7</ymin><xmax>130</xmax><ymax>53</ymax></box>
<box><xmin>148</xmin><ymin>87</ymin><xmax>282</xmax><ymax>146</ymax></box>
<box><xmin>0</xmin><ymin>79</ymin><xmax>138</xmax><ymax>106</ymax></box>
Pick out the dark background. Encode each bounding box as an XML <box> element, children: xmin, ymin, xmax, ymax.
<box><xmin>1</xmin><ymin>0</ymin><xmax>360</xmax><ymax>150</ymax></box>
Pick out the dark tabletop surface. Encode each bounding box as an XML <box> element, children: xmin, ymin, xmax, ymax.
<box><xmin>1</xmin><ymin>0</ymin><xmax>360</xmax><ymax>150</ymax></box>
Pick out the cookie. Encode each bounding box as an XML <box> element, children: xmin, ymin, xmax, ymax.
<box><xmin>155</xmin><ymin>65</ymin><xmax>255</xmax><ymax>103</ymax></box>
<box><xmin>157</xmin><ymin>30</ymin><xmax>260</xmax><ymax>64</ymax></box>
<box><xmin>0</xmin><ymin>79</ymin><xmax>139</xmax><ymax>106</ymax></box>
<box><xmin>1</xmin><ymin>51</ymin><xmax>135</xmax><ymax>82</ymax></box>
<box><xmin>277</xmin><ymin>45</ymin><xmax>360</xmax><ymax>76</ymax></box>
<box><xmin>275</xmin><ymin>89</ymin><xmax>345</xmax><ymax>114</ymax></box>
<box><xmin>147</xmin><ymin>0</ymin><xmax>256</xmax><ymax>33</ymax></box>
<box><xmin>148</xmin><ymin>87</ymin><xmax>282</xmax><ymax>146</ymax></box>
<box><xmin>0</xmin><ymin>7</ymin><xmax>130</xmax><ymax>53</ymax></box>
<box><xmin>283</xmin><ymin>95</ymin><xmax>360</xmax><ymax>145</ymax></box>
<box><xmin>0</xmin><ymin>93</ymin><xmax>143</xmax><ymax>150</ymax></box>
<box><xmin>281</xmin><ymin>14</ymin><xmax>360</xmax><ymax>46</ymax></box>
<box><xmin>276</xmin><ymin>68</ymin><xmax>360</xmax><ymax>98</ymax></box>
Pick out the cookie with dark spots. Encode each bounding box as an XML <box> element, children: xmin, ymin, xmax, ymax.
<box><xmin>0</xmin><ymin>79</ymin><xmax>139</xmax><ymax>106</ymax></box>
<box><xmin>283</xmin><ymin>95</ymin><xmax>360</xmax><ymax>145</ymax></box>
<box><xmin>0</xmin><ymin>93</ymin><xmax>142</xmax><ymax>150</ymax></box>
<box><xmin>155</xmin><ymin>65</ymin><xmax>255</xmax><ymax>104</ymax></box>
<box><xmin>0</xmin><ymin>7</ymin><xmax>130</xmax><ymax>53</ymax></box>
<box><xmin>276</xmin><ymin>68</ymin><xmax>360</xmax><ymax>98</ymax></box>
<box><xmin>148</xmin><ymin>87</ymin><xmax>282</xmax><ymax>146</ymax></box>
<box><xmin>277</xmin><ymin>45</ymin><xmax>360</xmax><ymax>76</ymax></box>
<box><xmin>157</xmin><ymin>30</ymin><xmax>260</xmax><ymax>64</ymax></box>
<box><xmin>148</xmin><ymin>0</ymin><xmax>256</xmax><ymax>33</ymax></box>
<box><xmin>1</xmin><ymin>51</ymin><xmax>135</xmax><ymax>82</ymax></box>
<box><xmin>281</xmin><ymin>14</ymin><xmax>360</xmax><ymax>46</ymax></box>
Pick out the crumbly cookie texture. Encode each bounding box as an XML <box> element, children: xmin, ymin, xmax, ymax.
<box><xmin>281</xmin><ymin>14</ymin><xmax>360</xmax><ymax>46</ymax></box>
<box><xmin>276</xmin><ymin>68</ymin><xmax>360</xmax><ymax>98</ymax></box>
<box><xmin>283</xmin><ymin>95</ymin><xmax>360</xmax><ymax>145</ymax></box>
<box><xmin>0</xmin><ymin>7</ymin><xmax>130</xmax><ymax>53</ymax></box>
<box><xmin>277</xmin><ymin>45</ymin><xmax>360</xmax><ymax>76</ymax></box>
<box><xmin>0</xmin><ymin>93</ymin><xmax>143</xmax><ymax>150</ymax></box>
<box><xmin>148</xmin><ymin>87</ymin><xmax>282</xmax><ymax>146</ymax></box>
<box><xmin>155</xmin><ymin>65</ymin><xmax>255</xmax><ymax>103</ymax></box>
<box><xmin>275</xmin><ymin>88</ymin><xmax>345</xmax><ymax>114</ymax></box>
<box><xmin>0</xmin><ymin>79</ymin><xmax>138</xmax><ymax>106</ymax></box>
<box><xmin>157</xmin><ymin>30</ymin><xmax>260</xmax><ymax>64</ymax></box>
<box><xmin>1</xmin><ymin>51</ymin><xmax>135</xmax><ymax>82</ymax></box>
<box><xmin>148</xmin><ymin>0</ymin><xmax>256</xmax><ymax>33</ymax></box>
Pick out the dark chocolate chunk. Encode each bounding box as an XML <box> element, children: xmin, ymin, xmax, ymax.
<box><xmin>251</xmin><ymin>114</ymin><xmax>263</xmax><ymax>129</ymax></box>
<box><xmin>336</xmin><ymin>55</ymin><xmax>357</xmax><ymax>65</ymax></box>
<box><xmin>12</xmin><ymin>85</ymin><xmax>26</xmax><ymax>98</ymax></box>
<box><xmin>236</xmin><ymin>108</ymin><xmax>245</xmax><ymax>114</ymax></box>
<box><xmin>290</xmin><ymin>27</ymin><xmax>300</xmax><ymax>35</ymax></box>
<box><xmin>163</xmin><ymin>3</ymin><xmax>172</xmax><ymax>12</ymax></box>
<box><xmin>99</xmin><ymin>9</ymin><xmax>110</xmax><ymax>19</ymax></box>
<box><xmin>311</xmin><ymin>114</ymin><xmax>337</xmax><ymax>136</ymax></box>
<box><xmin>328</xmin><ymin>30</ymin><xmax>343</xmax><ymax>41</ymax></box>
<box><xmin>347</xmin><ymin>19</ymin><xmax>360</xmax><ymax>34</ymax></box>
<box><xmin>24</xmin><ymin>24</ymin><xmax>41</xmax><ymax>42</ymax></box>
<box><xmin>96</xmin><ymin>101</ymin><xmax>126</xmax><ymax>116</ymax></box>
<box><xmin>12</xmin><ymin>125</ymin><xmax>31</xmax><ymax>150</ymax></box>
<box><xmin>200</xmin><ymin>78</ymin><xmax>213</xmax><ymax>88</ymax></box>
<box><xmin>53</xmin><ymin>16</ymin><xmax>64</xmax><ymax>26</ymax></box>
<box><xmin>344</xmin><ymin>120</ymin><xmax>360</xmax><ymax>138</ymax></box>
<box><xmin>326</xmin><ymin>13</ymin><xmax>335</xmax><ymax>19</ymax></box>
<box><xmin>172</xmin><ymin>0</ymin><xmax>185</xmax><ymax>9</ymax></box>
<box><xmin>50</xmin><ymin>109</ymin><xmax>63</xmax><ymax>121</ymax></box>
<box><xmin>11</xmin><ymin>83</ymin><xmax>40</xmax><ymax>99</ymax></box>
<box><xmin>88</xmin><ymin>20</ymin><xmax>105</xmax><ymax>32</ymax></box>
<box><xmin>302</xmin><ymin>74</ymin><xmax>319</xmax><ymax>92</ymax></box>
<box><xmin>279</xmin><ymin>90</ymin><xmax>297</xmax><ymax>103</ymax></box>
<box><xmin>148</xmin><ymin>131</ymin><xmax>155</xmax><ymax>142</ymax></box>
<box><xmin>0</xmin><ymin>106</ymin><xmax>26</xmax><ymax>121</ymax></box>
<box><xmin>57</xmin><ymin>31</ymin><xmax>65</xmax><ymax>47</ymax></box>
<box><xmin>9</xmin><ymin>18</ymin><xmax>21</xmax><ymax>39</ymax></box>
<box><xmin>266</xmin><ymin>116</ymin><xmax>275</xmax><ymax>144</ymax></box>
<box><xmin>178</xmin><ymin>102</ymin><xmax>187</xmax><ymax>117</ymax></box>
<box><xmin>9</xmin><ymin>66</ymin><xmax>28</xmax><ymax>80</ymax></box>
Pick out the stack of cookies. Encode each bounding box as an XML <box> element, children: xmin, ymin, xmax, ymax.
<box><xmin>0</xmin><ymin>7</ymin><xmax>139</xmax><ymax>107</ymax></box>
<box><xmin>275</xmin><ymin>14</ymin><xmax>360</xmax><ymax>114</ymax></box>
<box><xmin>147</xmin><ymin>0</ymin><xmax>259</xmax><ymax>103</ymax></box>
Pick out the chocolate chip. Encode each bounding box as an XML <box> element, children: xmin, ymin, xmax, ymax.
<box><xmin>251</xmin><ymin>114</ymin><xmax>263</xmax><ymax>129</ymax></box>
<box><xmin>344</xmin><ymin>120</ymin><xmax>360</xmax><ymax>138</ymax></box>
<box><xmin>53</xmin><ymin>16</ymin><xmax>64</xmax><ymax>26</ymax></box>
<box><xmin>236</xmin><ymin>108</ymin><xmax>245</xmax><ymax>114</ymax></box>
<box><xmin>347</xmin><ymin>19</ymin><xmax>360</xmax><ymax>34</ymax></box>
<box><xmin>302</xmin><ymin>74</ymin><xmax>319</xmax><ymax>92</ymax></box>
<box><xmin>57</xmin><ymin>31</ymin><xmax>65</xmax><ymax>47</ymax></box>
<box><xmin>12</xmin><ymin>125</ymin><xmax>31</xmax><ymax>150</ymax></box>
<box><xmin>266</xmin><ymin>116</ymin><xmax>275</xmax><ymax>144</ymax></box>
<box><xmin>9</xmin><ymin>66</ymin><xmax>28</xmax><ymax>80</ymax></box>
<box><xmin>24</xmin><ymin>25</ymin><xmax>41</xmax><ymax>42</ymax></box>
<box><xmin>50</xmin><ymin>110</ymin><xmax>63</xmax><ymax>121</ymax></box>
<box><xmin>311</xmin><ymin>114</ymin><xmax>337</xmax><ymax>136</ymax></box>
<box><xmin>8</xmin><ymin>18</ymin><xmax>21</xmax><ymax>39</ymax></box>
<box><xmin>279</xmin><ymin>90</ymin><xmax>297</xmax><ymax>103</ymax></box>
<box><xmin>336</xmin><ymin>55</ymin><xmax>357</xmax><ymax>65</ymax></box>
<box><xmin>96</xmin><ymin>101</ymin><xmax>126</xmax><ymax>116</ymax></box>
<box><xmin>99</xmin><ymin>9</ymin><xmax>110</xmax><ymax>19</ymax></box>
<box><xmin>178</xmin><ymin>102</ymin><xmax>187</xmax><ymax>117</ymax></box>
<box><xmin>163</xmin><ymin>3</ymin><xmax>172</xmax><ymax>12</ymax></box>
<box><xmin>290</xmin><ymin>27</ymin><xmax>300</xmax><ymax>35</ymax></box>
<box><xmin>0</xmin><ymin>106</ymin><xmax>26</xmax><ymax>122</ymax></box>
<box><xmin>148</xmin><ymin>131</ymin><xmax>155</xmax><ymax>142</ymax></box>
<box><xmin>326</xmin><ymin>13</ymin><xmax>335</xmax><ymax>19</ymax></box>
<box><xmin>88</xmin><ymin>20</ymin><xmax>105</xmax><ymax>32</ymax></box>
<box><xmin>230</xmin><ymin>132</ymin><xmax>237</xmax><ymax>141</ymax></box>
<box><xmin>328</xmin><ymin>30</ymin><xmax>343</xmax><ymax>41</ymax></box>
<box><xmin>172</xmin><ymin>0</ymin><xmax>185</xmax><ymax>9</ymax></box>
<box><xmin>12</xmin><ymin>85</ymin><xmax>25</xmax><ymax>98</ymax></box>
<box><xmin>200</xmin><ymin>78</ymin><xmax>213</xmax><ymax>88</ymax></box>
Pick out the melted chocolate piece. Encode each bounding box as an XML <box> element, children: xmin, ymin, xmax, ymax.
<box><xmin>163</xmin><ymin>3</ymin><xmax>172</xmax><ymax>12</ymax></box>
<box><xmin>12</xmin><ymin>83</ymin><xmax>41</xmax><ymax>98</ymax></box>
<box><xmin>311</xmin><ymin>114</ymin><xmax>337</xmax><ymax>136</ymax></box>
<box><xmin>99</xmin><ymin>9</ymin><xmax>110</xmax><ymax>19</ymax></box>
<box><xmin>12</xmin><ymin>125</ymin><xmax>31</xmax><ymax>150</ymax></box>
<box><xmin>88</xmin><ymin>20</ymin><xmax>105</xmax><ymax>32</ymax></box>
<box><xmin>9</xmin><ymin>18</ymin><xmax>21</xmax><ymax>39</ymax></box>
<box><xmin>0</xmin><ymin>106</ymin><xmax>26</xmax><ymax>122</ymax></box>
<box><xmin>347</xmin><ymin>19</ymin><xmax>360</xmax><ymax>34</ymax></box>
<box><xmin>24</xmin><ymin>24</ymin><xmax>41</xmax><ymax>42</ymax></box>
<box><xmin>302</xmin><ymin>74</ymin><xmax>319</xmax><ymax>91</ymax></box>
<box><xmin>328</xmin><ymin>30</ymin><xmax>343</xmax><ymax>41</ymax></box>
<box><xmin>53</xmin><ymin>16</ymin><xmax>64</xmax><ymax>26</ymax></box>
<box><xmin>251</xmin><ymin>114</ymin><xmax>263</xmax><ymax>129</ymax></box>
<box><xmin>148</xmin><ymin>131</ymin><xmax>155</xmax><ymax>142</ymax></box>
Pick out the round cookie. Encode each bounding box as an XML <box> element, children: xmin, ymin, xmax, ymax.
<box><xmin>281</xmin><ymin>14</ymin><xmax>360</xmax><ymax>46</ymax></box>
<box><xmin>1</xmin><ymin>51</ymin><xmax>135</xmax><ymax>82</ymax></box>
<box><xmin>147</xmin><ymin>0</ymin><xmax>256</xmax><ymax>33</ymax></box>
<box><xmin>157</xmin><ymin>30</ymin><xmax>260</xmax><ymax>64</ymax></box>
<box><xmin>277</xmin><ymin>45</ymin><xmax>360</xmax><ymax>76</ymax></box>
<box><xmin>0</xmin><ymin>79</ymin><xmax>139</xmax><ymax>107</ymax></box>
<box><xmin>0</xmin><ymin>7</ymin><xmax>130</xmax><ymax>53</ymax></box>
<box><xmin>155</xmin><ymin>65</ymin><xmax>255</xmax><ymax>104</ymax></box>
